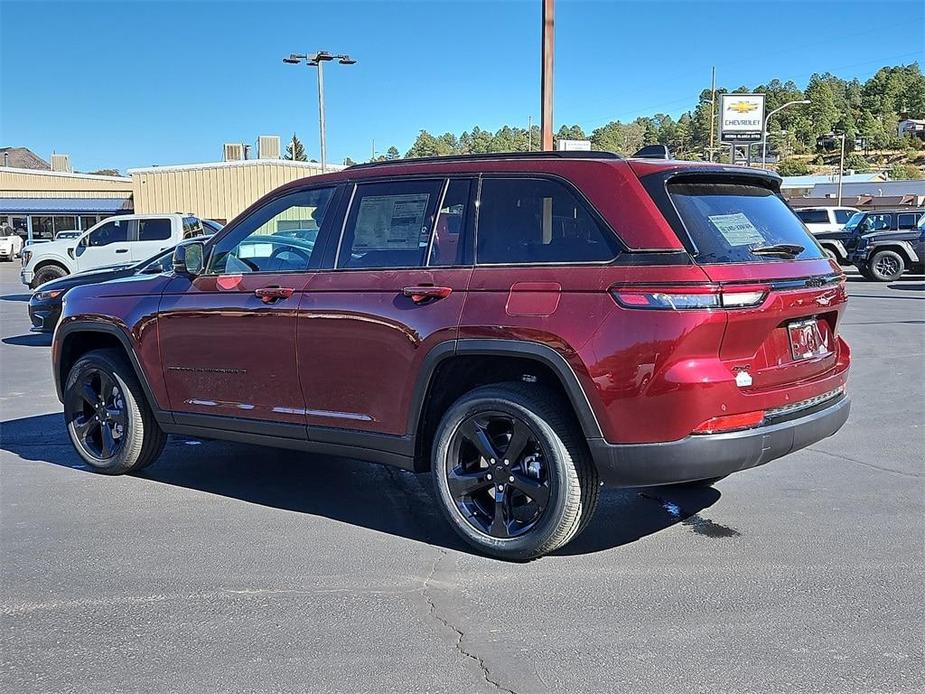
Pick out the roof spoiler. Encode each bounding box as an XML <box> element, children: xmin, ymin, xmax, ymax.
<box><xmin>633</xmin><ymin>144</ymin><xmax>671</xmax><ymax>160</ymax></box>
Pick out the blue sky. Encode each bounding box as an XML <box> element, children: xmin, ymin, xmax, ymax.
<box><xmin>2</xmin><ymin>0</ymin><xmax>923</xmax><ymax>172</ymax></box>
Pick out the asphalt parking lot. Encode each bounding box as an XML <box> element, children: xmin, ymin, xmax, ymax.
<box><xmin>0</xmin><ymin>262</ymin><xmax>922</xmax><ymax>694</ymax></box>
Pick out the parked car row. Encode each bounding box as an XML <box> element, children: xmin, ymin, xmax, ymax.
<box><xmin>49</xmin><ymin>151</ymin><xmax>851</xmax><ymax>560</ymax></box>
<box><xmin>796</xmin><ymin>206</ymin><xmax>925</xmax><ymax>281</ymax></box>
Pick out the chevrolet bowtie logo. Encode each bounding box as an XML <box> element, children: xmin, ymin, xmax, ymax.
<box><xmin>728</xmin><ymin>100</ymin><xmax>759</xmax><ymax>114</ymax></box>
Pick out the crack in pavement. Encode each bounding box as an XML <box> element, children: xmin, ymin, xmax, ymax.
<box><xmin>422</xmin><ymin>551</ymin><xmax>517</xmax><ymax>694</ymax></box>
<box><xmin>808</xmin><ymin>447</ymin><xmax>923</xmax><ymax>479</ymax></box>
<box><xmin>382</xmin><ymin>467</ymin><xmax>517</xmax><ymax>694</ymax></box>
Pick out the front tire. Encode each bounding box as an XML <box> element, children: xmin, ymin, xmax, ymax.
<box><xmin>64</xmin><ymin>348</ymin><xmax>166</xmax><ymax>474</ymax></box>
<box><xmin>868</xmin><ymin>250</ymin><xmax>905</xmax><ymax>282</ymax></box>
<box><xmin>31</xmin><ymin>264</ymin><xmax>67</xmax><ymax>289</ymax></box>
<box><xmin>431</xmin><ymin>383</ymin><xmax>599</xmax><ymax>561</ymax></box>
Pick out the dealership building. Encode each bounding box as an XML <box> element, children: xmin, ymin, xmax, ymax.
<box><xmin>0</xmin><ymin>145</ymin><xmax>333</xmax><ymax>243</ymax></box>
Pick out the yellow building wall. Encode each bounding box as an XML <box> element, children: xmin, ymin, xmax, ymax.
<box><xmin>0</xmin><ymin>169</ymin><xmax>133</xmax><ymax>197</ymax></box>
<box><xmin>130</xmin><ymin>161</ymin><xmax>329</xmax><ymax>222</ymax></box>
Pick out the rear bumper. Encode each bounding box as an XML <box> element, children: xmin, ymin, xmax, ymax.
<box><xmin>588</xmin><ymin>395</ymin><xmax>850</xmax><ymax>487</ymax></box>
<box><xmin>20</xmin><ymin>268</ymin><xmax>33</xmax><ymax>286</ymax></box>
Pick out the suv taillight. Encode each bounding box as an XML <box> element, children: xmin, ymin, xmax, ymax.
<box><xmin>611</xmin><ymin>284</ymin><xmax>768</xmax><ymax>310</ymax></box>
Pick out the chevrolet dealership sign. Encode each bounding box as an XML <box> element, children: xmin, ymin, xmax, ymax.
<box><xmin>720</xmin><ymin>94</ymin><xmax>765</xmax><ymax>143</ymax></box>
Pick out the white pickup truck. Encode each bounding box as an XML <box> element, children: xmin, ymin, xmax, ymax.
<box><xmin>21</xmin><ymin>213</ymin><xmax>205</xmax><ymax>288</ymax></box>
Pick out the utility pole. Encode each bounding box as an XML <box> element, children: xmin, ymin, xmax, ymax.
<box><xmin>541</xmin><ymin>0</ymin><xmax>554</xmax><ymax>151</ymax></box>
<box><xmin>837</xmin><ymin>131</ymin><xmax>846</xmax><ymax>206</ymax></box>
<box><xmin>708</xmin><ymin>66</ymin><xmax>716</xmax><ymax>162</ymax></box>
<box><xmin>528</xmin><ymin>115</ymin><xmax>533</xmax><ymax>151</ymax></box>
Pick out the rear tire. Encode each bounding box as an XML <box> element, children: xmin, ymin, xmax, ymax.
<box><xmin>64</xmin><ymin>348</ymin><xmax>166</xmax><ymax>474</ymax></box>
<box><xmin>868</xmin><ymin>250</ymin><xmax>905</xmax><ymax>282</ymax></box>
<box><xmin>32</xmin><ymin>264</ymin><xmax>67</xmax><ymax>289</ymax></box>
<box><xmin>431</xmin><ymin>383</ymin><xmax>599</xmax><ymax>561</ymax></box>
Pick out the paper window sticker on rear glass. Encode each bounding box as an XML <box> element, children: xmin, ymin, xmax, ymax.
<box><xmin>354</xmin><ymin>194</ymin><xmax>430</xmax><ymax>250</ymax></box>
<box><xmin>707</xmin><ymin>212</ymin><xmax>765</xmax><ymax>246</ymax></box>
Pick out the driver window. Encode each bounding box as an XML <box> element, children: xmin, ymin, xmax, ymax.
<box><xmin>87</xmin><ymin>219</ymin><xmax>130</xmax><ymax>247</ymax></box>
<box><xmin>209</xmin><ymin>187</ymin><xmax>335</xmax><ymax>274</ymax></box>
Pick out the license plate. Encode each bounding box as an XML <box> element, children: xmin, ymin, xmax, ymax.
<box><xmin>788</xmin><ymin>319</ymin><xmax>830</xmax><ymax>360</ymax></box>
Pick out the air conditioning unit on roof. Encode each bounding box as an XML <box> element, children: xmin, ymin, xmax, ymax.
<box><xmin>257</xmin><ymin>135</ymin><xmax>281</xmax><ymax>160</ymax></box>
<box><xmin>223</xmin><ymin>143</ymin><xmax>244</xmax><ymax>162</ymax></box>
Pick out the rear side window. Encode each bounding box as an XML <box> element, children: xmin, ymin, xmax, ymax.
<box><xmin>476</xmin><ymin>177</ymin><xmax>619</xmax><ymax>264</ymax></box>
<box><xmin>834</xmin><ymin>209</ymin><xmax>854</xmax><ymax>225</ymax></box>
<box><xmin>797</xmin><ymin>209</ymin><xmax>828</xmax><ymax>224</ymax></box>
<box><xmin>668</xmin><ymin>181</ymin><xmax>824</xmax><ymax>263</ymax></box>
<box><xmin>138</xmin><ymin>218</ymin><xmax>171</xmax><ymax>241</ymax></box>
<box><xmin>898</xmin><ymin>213</ymin><xmax>920</xmax><ymax>229</ymax></box>
<box><xmin>338</xmin><ymin>180</ymin><xmax>443</xmax><ymax>269</ymax></box>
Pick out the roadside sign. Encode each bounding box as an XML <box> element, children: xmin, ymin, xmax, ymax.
<box><xmin>557</xmin><ymin>139</ymin><xmax>592</xmax><ymax>151</ymax></box>
<box><xmin>720</xmin><ymin>94</ymin><xmax>765</xmax><ymax>143</ymax></box>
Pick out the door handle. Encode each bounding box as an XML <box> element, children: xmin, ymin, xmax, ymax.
<box><xmin>115</xmin><ymin>248</ymin><xmax>129</xmax><ymax>254</ymax></box>
<box><xmin>255</xmin><ymin>286</ymin><xmax>294</xmax><ymax>304</ymax></box>
<box><xmin>402</xmin><ymin>285</ymin><xmax>452</xmax><ymax>304</ymax></box>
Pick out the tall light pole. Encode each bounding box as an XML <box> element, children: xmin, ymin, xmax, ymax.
<box><xmin>283</xmin><ymin>51</ymin><xmax>357</xmax><ymax>173</ymax></box>
<box><xmin>761</xmin><ymin>99</ymin><xmax>810</xmax><ymax>168</ymax></box>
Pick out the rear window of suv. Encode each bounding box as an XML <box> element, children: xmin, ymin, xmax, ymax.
<box><xmin>668</xmin><ymin>180</ymin><xmax>824</xmax><ymax>263</ymax></box>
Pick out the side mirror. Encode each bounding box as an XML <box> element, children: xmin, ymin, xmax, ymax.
<box><xmin>173</xmin><ymin>241</ymin><xmax>205</xmax><ymax>276</ymax></box>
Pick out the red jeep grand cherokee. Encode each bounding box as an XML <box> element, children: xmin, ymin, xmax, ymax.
<box><xmin>53</xmin><ymin>151</ymin><xmax>850</xmax><ymax>560</ymax></box>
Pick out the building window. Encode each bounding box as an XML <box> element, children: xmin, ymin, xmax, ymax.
<box><xmin>53</xmin><ymin>216</ymin><xmax>78</xmax><ymax>236</ymax></box>
<box><xmin>80</xmin><ymin>216</ymin><xmax>100</xmax><ymax>231</ymax></box>
<box><xmin>32</xmin><ymin>216</ymin><xmax>54</xmax><ymax>241</ymax></box>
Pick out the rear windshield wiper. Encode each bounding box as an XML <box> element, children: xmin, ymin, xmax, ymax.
<box><xmin>750</xmin><ymin>243</ymin><xmax>804</xmax><ymax>258</ymax></box>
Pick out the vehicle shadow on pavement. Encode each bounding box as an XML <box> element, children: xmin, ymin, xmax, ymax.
<box><xmin>1</xmin><ymin>413</ymin><xmax>722</xmax><ymax>558</ymax></box>
<box><xmin>2</xmin><ymin>333</ymin><xmax>52</xmax><ymax>347</ymax></box>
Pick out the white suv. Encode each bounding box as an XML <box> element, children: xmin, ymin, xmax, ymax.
<box><xmin>795</xmin><ymin>206</ymin><xmax>859</xmax><ymax>234</ymax></box>
<box><xmin>21</xmin><ymin>213</ymin><xmax>205</xmax><ymax>288</ymax></box>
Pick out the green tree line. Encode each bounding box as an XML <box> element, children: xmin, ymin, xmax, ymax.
<box><xmin>404</xmin><ymin>63</ymin><xmax>925</xmax><ymax>162</ymax></box>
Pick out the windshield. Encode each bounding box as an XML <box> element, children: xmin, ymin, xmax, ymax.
<box><xmin>843</xmin><ymin>212</ymin><xmax>864</xmax><ymax>231</ymax></box>
<box><xmin>667</xmin><ymin>180</ymin><xmax>824</xmax><ymax>263</ymax></box>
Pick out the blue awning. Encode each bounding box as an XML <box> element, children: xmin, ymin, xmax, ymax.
<box><xmin>0</xmin><ymin>197</ymin><xmax>133</xmax><ymax>214</ymax></box>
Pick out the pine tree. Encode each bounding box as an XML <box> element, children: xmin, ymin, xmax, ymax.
<box><xmin>284</xmin><ymin>133</ymin><xmax>308</xmax><ymax>161</ymax></box>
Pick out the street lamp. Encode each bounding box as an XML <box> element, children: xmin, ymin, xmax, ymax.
<box><xmin>283</xmin><ymin>51</ymin><xmax>357</xmax><ymax>173</ymax></box>
<box><xmin>761</xmin><ymin>99</ymin><xmax>810</xmax><ymax>167</ymax></box>
<box><xmin>834</xmin><ymin>130</ymin><xmax>847</xmax><ymax>206</ymax></box>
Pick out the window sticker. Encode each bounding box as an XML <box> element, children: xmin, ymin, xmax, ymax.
<box><xmin>707</xmin><ymin>212</ymin><xmax>765</xmax><ymax>246</ymax></box>
<box><xmin>354</xmin><ymin>193</ymin><xmax>430</xmax><ymax>250</ymax></box>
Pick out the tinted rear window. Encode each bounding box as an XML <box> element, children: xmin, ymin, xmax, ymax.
<box><xmin>834</xmin><ymin>209</ymin><xmax>854</xmax><ymax>225</ymax></box>
<box><xmin>797</xmin><ymin>209</ymin><xmax>828</xmax><ymax>224</ymax></box>
<box><xmin>668</xmin><ymin>181</ymin><xmax>824</xmax><ymax>263</ymax></box>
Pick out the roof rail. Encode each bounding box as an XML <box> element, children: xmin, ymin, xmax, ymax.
<box><xmin>346</xmin><ymin>150</ymin><xmax>622</xmax><ymax>170</ymax></box>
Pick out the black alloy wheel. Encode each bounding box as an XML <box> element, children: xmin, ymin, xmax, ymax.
<box><xmin>446</xmin><ymin>411</ymin><xmax>551</xmax><ymax>539</ymax></box>
<box><xmin>869</xmin><ymin>249</ymin><xmax>904</xmax><ymax>282</ymax></box>
<box><xmin>431</xmin><ymin>383</ymin><xmax>599</xmax><ymax>561</ymax></box>
<box><xmin>63</xmin><ymin>348</ymin><xmax>166</xmax><ymax>474</ymax></box>
<box><xmin>65</xmin><ymin>367</ymin><xmax>128</xmax><ymax>461</ymax></box>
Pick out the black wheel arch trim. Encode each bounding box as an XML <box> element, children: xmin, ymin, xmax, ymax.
<box><xmin>54</xmin><ymin>320</ymin><xmax>173</xmax><ymax>425</ymax></box>
<box><xmin>408</xmin><ymin>338</ymin><xmax>604</xmax><ymax>441</ymax></box>
<box><xmin>868</xmin><ymin>240</ymin><xmax>918</xmax><ymax>264</ymax></box>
